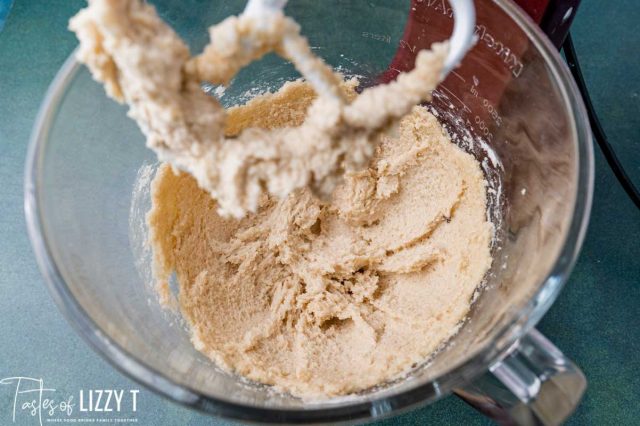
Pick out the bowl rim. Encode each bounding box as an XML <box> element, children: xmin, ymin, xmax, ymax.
<box><xmin>24</xmin><ymin>0</ymin><xmax>594</xmax><ymax>422</ymax></box>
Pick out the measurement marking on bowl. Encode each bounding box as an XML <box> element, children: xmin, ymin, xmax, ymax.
<box><xmin>450</xmin><ymin>70</ymin><xmax>466</xmax><ymax>82</ymax></box>
<box><xmin>440</xmin><ymin>85</ymin><xmax>472</xmax><ymax>112</ymax></box>
<box><xmin>399</xmin><ymin>39</ymin><xmax>417</xmax><ymax>53</ymax></box>
<box><xmin>469</xmin><ymin>84</ymin><xmax>503</xmax><ymax>127</ymax></box>
<box><xmin>361</xmin><ymin>31</ymin><xmax>392</xmax><ymax>44</ymax></box>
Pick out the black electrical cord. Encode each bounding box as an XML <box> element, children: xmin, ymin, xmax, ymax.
<box><xmin>562</xmin><ymin>32</ymin><xmax>640</xmax><ymax>210</ymax></box>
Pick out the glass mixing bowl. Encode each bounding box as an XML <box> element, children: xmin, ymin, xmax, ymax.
<box><xmin>25</xmin><ymin>0</ymin><xmax>593</xmax><ymax>423</ymax></box>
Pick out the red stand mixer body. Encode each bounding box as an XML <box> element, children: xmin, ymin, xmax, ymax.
<box><xmin>516</xmin><ymin>0</ymin><xmax>580</xmax><ymax>46</ymax></box>
<box><xmin>379</xmin><ymin>0</ymin><xmax>581</xmax><ymax>150</ymax></box>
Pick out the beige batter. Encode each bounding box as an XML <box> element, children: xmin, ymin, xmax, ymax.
<box><xmin>148</xmin><ymin>81</ymin><xmax>493</xmax><ymax>398</ymax></box>
<box><xmin>70</xmin><ymin>0</ymin><xmax>448</xmax><ymax>217</ymax></box>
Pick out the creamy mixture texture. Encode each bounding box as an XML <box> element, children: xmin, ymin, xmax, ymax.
<box><xmin>70</xmin><ymin>0</ymin><xmax>492</xmax><ymax>399</ymax></box>
<box><xmin>149</xmin><ymin>81</ymin><xmax>493</xmax><ymax>398</ymax></box>
<box><xmin>70</xmin><ymin>0</ymin><xmax>448</xmax><ymax>218</ymax></box>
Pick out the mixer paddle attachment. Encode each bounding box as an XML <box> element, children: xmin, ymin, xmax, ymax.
<box><xmin>70</xmin><ymin>0</ymin><xmax>475</xmax><ymax>218</ymax></box>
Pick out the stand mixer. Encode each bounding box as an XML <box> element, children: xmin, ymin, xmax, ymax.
<box><xmin>26</xmin><ymin>0</ymin><xmax>596</xmax><ymax>424</ymax></box>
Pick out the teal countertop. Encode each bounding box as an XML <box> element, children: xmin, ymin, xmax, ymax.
<box><xmin>1</xmin><ymin>0</ymin><xmax>638</xmax><ymax>424</ymax></box>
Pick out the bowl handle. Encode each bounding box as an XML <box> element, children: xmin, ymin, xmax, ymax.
<box><xmin>455</xmin><ymin>328</ymin><xmax>586</xmax><ymax>425</ymax></box>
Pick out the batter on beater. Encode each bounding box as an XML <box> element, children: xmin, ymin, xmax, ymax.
<box><xmin>69</xmin><ymin>0</ymin><xmax>493</xmax><ymax>398</ymax></box>
<box><xmin>69</xmin><ymin>0</ymin><xmax>448</xmax><ymax>217</ymax></box>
